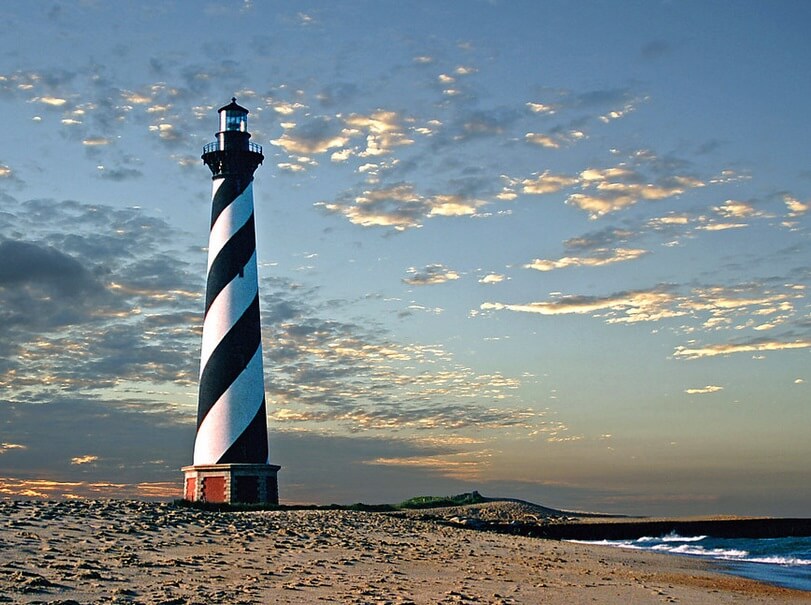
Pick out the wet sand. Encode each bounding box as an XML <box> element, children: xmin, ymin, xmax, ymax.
<box><xmin>1</xmin><ymin>500</ymin><xmax>809</xmax><ymax>604</ymax></box>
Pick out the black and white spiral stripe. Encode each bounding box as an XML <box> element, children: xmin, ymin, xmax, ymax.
<box><xmin>194</xmin><ymin>176</ymin><xmax>268</xmax><ymax>465</ymax></box>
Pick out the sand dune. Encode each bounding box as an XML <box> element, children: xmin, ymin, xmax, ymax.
<box><xmin>1</xmin><ymin>500</ymin><xmax>808</xmax><ymax>604</ymax></box>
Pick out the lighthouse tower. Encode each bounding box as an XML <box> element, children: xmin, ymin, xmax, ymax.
<box><xmin>182</xmin><ymin>98</ymin><xmax>280</xmax><ymax>505</ymax></box>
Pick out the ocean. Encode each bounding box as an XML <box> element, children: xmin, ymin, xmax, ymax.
<box><xmin>567</xmin><ymin>533</ymin><xmax>811</xmax><ymax>592</ymax></box>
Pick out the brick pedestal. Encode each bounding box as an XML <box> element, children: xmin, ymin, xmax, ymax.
<box><xmin>182</xmin><ymin>463</ymin><xmax>280</xmax><ymax>505</ymax></box>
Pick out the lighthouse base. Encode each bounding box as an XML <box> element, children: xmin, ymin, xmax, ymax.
<box><xmin>181</xmin><ymin>463</ymin><xmax>280</xmax><ymax>505</ymax></box>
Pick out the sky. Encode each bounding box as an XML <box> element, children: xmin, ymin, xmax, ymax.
<box><xmin>0</xmin><ymin>1</ymin><xmax>809</xmax><ymax>517</ymax></box>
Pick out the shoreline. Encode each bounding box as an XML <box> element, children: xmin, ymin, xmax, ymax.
<box><xmin>449</xmin><ymin>516</ymin><xmax>811</xmax><ymax>541</ymax></box>
<box><xmin>2</xmin><ymin>500</ymin><xmax>810</xmax><ymax>604</ymax></box>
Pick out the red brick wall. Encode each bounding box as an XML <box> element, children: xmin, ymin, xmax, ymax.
<box><xmin>202</xmin><ymin>476</ymin><xmax>225</xmax><ymax>502</ymax></box>
<box><xmin>184</xmin><ymin>477</ymin><xmax>196</xmax><ymax>500</ymax></box>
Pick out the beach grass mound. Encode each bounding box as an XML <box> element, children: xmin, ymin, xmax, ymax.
<box><xmin>397</xmin><ymin>491</ymin><xmax>488</xmax><ymax>509</ymax></box>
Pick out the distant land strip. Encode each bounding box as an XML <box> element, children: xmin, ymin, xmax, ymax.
<box><xmin>479</xmin><ymin>518</ymin><xmax>811</xmax><ymax>541</ymax></box>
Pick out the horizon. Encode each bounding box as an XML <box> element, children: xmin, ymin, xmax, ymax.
<box><xmin>0</xmin><ymin>1</ymin><xmax>809</xmax><ymax>517</ymax></box>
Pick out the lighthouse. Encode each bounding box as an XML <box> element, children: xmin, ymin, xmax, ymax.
<box><xmin>182</xmin><ymin>98</ymin><xmax>280</xmax><ymax>504</ymax></box>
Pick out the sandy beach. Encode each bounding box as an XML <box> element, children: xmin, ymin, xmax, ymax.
<box><xmin>1</xmin><ymin>500</ymin><xmax>809</xmax><ymax>604</ymax></box>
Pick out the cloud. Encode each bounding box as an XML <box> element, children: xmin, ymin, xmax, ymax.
<box><xmin>344</xmin><ymin>111</ymin><xmax>414</xmax><ymax>157</ymax></box>
<box><xmin>714</xmin><ymin>200</ymin><xmax>759</xmax><ymax>218</ymax></box>
<box><xmin>0</xmin><ymin>443</ymin><xmax>26</xmax><ymax>454</ymax></box>
<box><xmin>316</xmin><ymin>82</ymin><xmax>359</xmax><ymax>108</ymax></box>
<box><xmin>525</xmin><ymin>132</ymin><xmax>560</xmax><ymax>148</ymax></box>
<box><xmin>524</xmin><ymin>248</ymin><xmax>647</xmax><ymax>272</ymax></box>
<box><xmin>481</xmin><ymin>287</ymin><xmax>683</xmax><ymax>324</ymax></box>
<box><xmin>82</xmin><ymin>136</ymin><xmax>111</xmax><ymax>146</ymax></box>
<box><xmin>0</xmin><ymin>391</ymin><xmax>246</xmax><ymax>500</ymax></box>
<box><xmin>0</xmin><ymin>198</ymin><xmax>201</xmax><ymax>400</ymax></box>
<box><xmin>366</xmin><ymin>450</ymin><xmax>493</xmax><ymax>481</ymax></box>
<box><xmin>674</xmin><ymin>338</ymin><xmax>811</xmax><ymax>360</ymax></box>
<box><xmin>479</xmin><ymin>273</ymin><xmax>506</xmax><ymax>284</ymax></box>
<box><xmin>680</xmin><ymin>284</ymin><xmax>802</xmax><ymax>332</ymax></box>
<box><xmin>685</xmin><ymin>385</ymin><xmax>724</xmax><ymax>395</ymax></box>
<box><xmin>688</xmin><ymin>199</ymin><xmax>770</xmax><ymax>232</ymax></box>
<box><xmin>403</xmin><ymin>264</ymin><xmax>461</xmax><ymax>286</ymax></box>
<box><xmin>564</xmin><ymin>154</ymin><xmax>706</xmax><ymax>218</ymax></box>
<box><xmin>526</xmin><ymin>102</ymin><xmax>556</xmax><ymax>115</ymax></box>
<box><xmin>524</xmin><ymin>132</ymin><xmax>560</xmax><ymax>149</ymax></box>
<box><xmin>784</xmin><ymin>194</ymin><xmax>809</xmax><ymax>217</ymax></box>
<box><xmin>255</xmin><ymin>276</ymin><xmax>553</xmax><ymax>438</ymax></box>
<box><xmin>429</xmin><ymin>194</ymin><xmax>485</xmax><ymax>217</ymax></box>
<box><xmin>528</xmin><ymin>88</ymin><xmax>648</xmax><ymax>137</ymax></box>
<box><xmin>271</xmin><ymin>111</ymin><xmax>413</xmax><ymax>166</ymax></box>
<box><xmin>34</xmin><ymin>95</ymin><xmax>68</xmax><ymax>106</ymax></box>
<box><xmin>527</xmin><ymin>88</ymin><xmax>644</xmax><ymax>127</ymax></box>
<box><xmin>121</xmin><ymin>90</ymin><xmax>152</xmax><ymax>105</ymax></box>
<box><xmin>317</xmin><ymin>183</ymin><xmax>427</xmax><ymax>230</ymax></box>
<box><xmin>317</xmin><ymin>183</ymin><xmax>486</xmax><ymax>231</ymax></box>
<box><xmin>646</xmin><ymin>214</ymin><xmax>691</xmax><ymax>229</ymax></box>
<box><xmin>568</xmin><ymin>174</ymin><xmax>704</xmax><ymax>218</ymax></box>
<box><xmin>148</xmin><ymin>123</ymin><xmax>182</xmax><ymax>144</ymax></box>
<box><xmin>0</xmin><ymin>390</ymin><xmax>557</xmax><ymax>503</ymax></box>
<box><xmin>481</xmin><ymin>279</ymin><xmax>807</xmax><ymax>363</ymax></box>
<box><xmin>563</xmin><ymin>227</ymin><xmax>634</xmax><ymax>251</ymax></box>
<box><xmin>97</xmin><ymin>166</ymin><xmax>143</xmax><ymax>181</ymax></box>
<box><xmin>520</xmin><ymin>171</ymin><xmax>578</xmax><ymax>195</ymax></box>
<box><xmin>0</xmin><ymin>240</ymin><xmax>102</xmax><ymax>297</ymax></box>
<box><xmin>501</xmin><ymin>150</ymin><xmax>706</xmax><ymax>219</ymax></box>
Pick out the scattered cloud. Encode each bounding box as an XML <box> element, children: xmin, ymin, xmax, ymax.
<box><xmin>256</xmin><ymin>276</ymin><xmax>549</xmax><ymax>437</ymax></box>
<box><xmin>568</xmin><ymin>162</ymin><xmax>705</xmax><ymax>218</ymax></box>
<box><xmin>481</xmin><ymin>279</ymin><xmax>808</xmax><ymax>360</ymax></box>
<box><xmin>367</xmin><ymin>450</ymin><xmax>493</xmax><ymax>481</ymax></box>
<box><xmin>525</xmin><ymin>132</ymin><xmax>560</xmax><ymax>149</ymax></box>
<box><xmin>524</xmin><ymin>248</ymin><xmax>647</xmax><ymax>272</ymax></box>
<box><xmin>97</xmin><ymin>166</ymin><xmax>143</xmax><ymax>181</ymax></box>
<box><xmin>674</xmin><ymin>338</ymin><xmax>811</xmax><ymax>360</ymax></box>
<box><xmin>520</xmin><ymin>171</ymin><xmax>578</xmax><ymax>195</ymax></box>
<box><xmin>0</xmin><ymin>239</ymin><xmax>104</xmax><ymax>299</ymax></box>
<box><xmin>714</xmin><ymin>200</ymin><xmax>759</xmax><ymax>218</ymax></box>
<box><xmin>526</xmin><ymin>102</ymin><xmax>556</xmax><ymax>115</ymax></box>
<box><xmin>685</xmin><ymin>385</ymin><xmax>724</xmax><ymax>395</ymax></box>
<box><xmin>563</xmin><ymin>227</ymin><xmax>635</xmax><ymax>251</ymax></box>
<box><xmin>273</xmin><ymin>117</ymin><xmax>350</xmax><ymax>155</ymax></box>
<box><xmin>296</xmin><ymin>12</ymin><xmax>315</xmax><ymax>26</ymax></box>
<box><xmin>344</xmin><ymin>111</ymin><xmax>414</xmax><ymax>157</ymax></box>
<box><xmin>403</xmin><ymin>264</ymin><xmax>461</xmax><ymax>286</ymax></box>
<box><xmin>479</xmin><ymin>273</ymin><xmax>506</xmax><ymax>284</ymax></box>
<box><xmin>70</xmin><ymin>454</ymin><xmax>99</xmax><ymax>465</ymax></box>
<box><xmin>317</xmin><ymin>183</ymin><xmax>486</xmax><ymax>231</ymax></box>
<box><xmin>271</xmin><ymin>110</ymin><xmax>413</xmax><ymax>169</ymax></box>
<box><xmin>498</xmin><ymin>149</ymin><xmax>708</xmax><ymax>220</ymax></box>
<box><xmin>0</xmin><ymin>197</ymin><xmax>201</xmax><ymax>400</ymax></box>
<box><xmin>428</xmin><ymin>194</ymin><xmax>484</xmax><ymax>217</ymax></box>
<box><xmin>481</xmin><ymin>286</ymin><xmax>683</xmax><ymax>324</ymax></box>
<box><xmin>82</xmin><ymin>136</ymin><xmax>111</xmax><ymax>146</ymax></box>
<box><xmin>784</xmin><ymin>194</ymin><xmax>809</xmax><ymax>217</ymax></box>
<box><xmin>34</xmin><ymin>95</ymin><xmax>68</xmax><ymax>106</ymax></box>
<box><xmin>317</xmin><ymin>183</ymin><xmax>427</xmax><ymax>230</ymax></box>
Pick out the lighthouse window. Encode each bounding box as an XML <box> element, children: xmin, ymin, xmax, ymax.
<box><xmin>225</xmin><ymin>111</ymin><xmax>247</xmax><ymax>132</ymax></box>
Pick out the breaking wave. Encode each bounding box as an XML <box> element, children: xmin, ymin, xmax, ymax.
<box><xmin>567</xmin><ymin>532</ymin><xmax>811</xmax><ymax>591</ymax></box>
